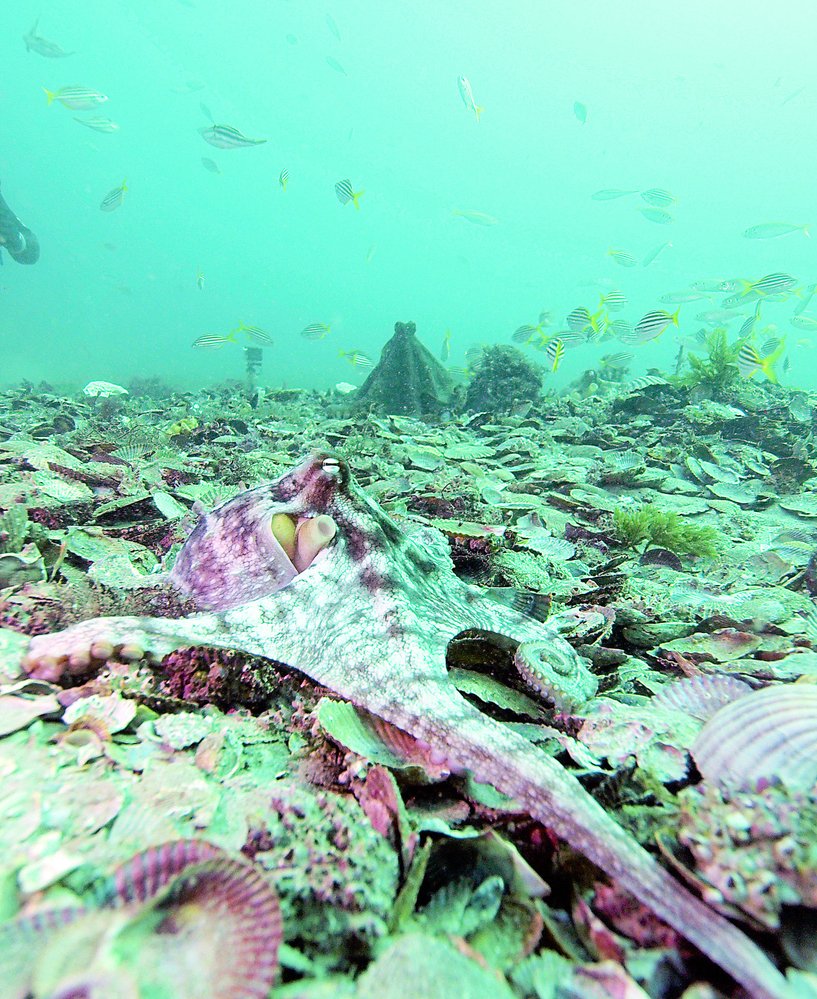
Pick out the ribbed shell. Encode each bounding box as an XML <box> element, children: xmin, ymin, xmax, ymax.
<box><xmin>653</xmin><ymin>674</ymin><xmax>752</xmax><ymax>721</ymax></box>
<box><xmin>691</xmin><ymin>684</ymin><xmax>817</xmax><ymax>790</ymax></box>
<box><xmin>110</xmin><ymin>840</ymin><xmax>282</xmax><ymax>999</ymax></box>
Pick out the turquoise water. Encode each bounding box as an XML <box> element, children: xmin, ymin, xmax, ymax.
<box><xmin>3</xmin><ymin>0</ymin><xmax>816</xmax><ymax>392</ymax></box>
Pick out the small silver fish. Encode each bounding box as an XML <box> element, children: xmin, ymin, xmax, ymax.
<box><xmin>457</xmin><ymin>75</ymin><xmax>483</xmax><ymax>121</ymax></box>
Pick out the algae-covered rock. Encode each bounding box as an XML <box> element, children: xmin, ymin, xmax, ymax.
<box><xmin>465</xmin><ymin>345</ymin><xmax>543</xmax><ymax>414</ymax></box>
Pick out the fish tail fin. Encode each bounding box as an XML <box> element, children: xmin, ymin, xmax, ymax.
<box><xmin>804</xmin><ymin>225</ymin><xmax>811</xmax><ymax>238</ymax></box>
<box><xmin>121</xmin><ymin>179</ymin><xmax>128</xmax><ymax>191</ymax></box>
<box><xmin>43</xmin><ymin>88</ymin><xmax>56</xmax><ymax>105</ymax></box>
<box><xmin>672</xmin><ymin>307</ymin><xmax>681</xmax><ymax>326</ymax></box>
<box><xmin>475</xmin><ymin>104</ymin><xmax>484</xmax><ymax>122</ymax></box>
<box><xmin>352</xmin><ymin>190</ymin><xmax>364</xmax><ymax>210</ymax></box>
<box><xmin>761</xmin><ymin>338</ymin><xmax>787</xmax><ymax>383</ymax></box>
<box><xmin>226</xmin><ymin>331</ymin><xmax>238</xmax><ymax>343</ymax></box>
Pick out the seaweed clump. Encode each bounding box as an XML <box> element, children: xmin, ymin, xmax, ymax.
<box><xmin>465</xmin><ymin>345</ymin><xmax>542</xmax><ymax>414</ymax></box>
<box><xmin>612</xmin><ymin>505</ymin><xmax>719</xmax><ymax>557</ymax></box>
<box><xmin>676</xmin><ymin>327</ymin><xmax>741</xmax><ymax>396</ymax></box>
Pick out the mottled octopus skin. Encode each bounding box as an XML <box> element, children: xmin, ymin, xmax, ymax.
<box><xmin>25</xmin><ymin>455</ymin><xmax>790</xmax><ymax>999</ymax></box>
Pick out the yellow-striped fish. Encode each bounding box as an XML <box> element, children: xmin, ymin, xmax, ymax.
<box><xmin>737</xmin><ymin>339</ymin><xmax>786</xmax><ymax>382</ymax></box>
<box><xmin>100</xmin><ymin>179</ymin><xmax>127</xmax><ymax>212</ymax></box>
<box><xmin>335</xmin><ymin>178</ymin><xmax>363</xmax><ymax>209</ymax></box>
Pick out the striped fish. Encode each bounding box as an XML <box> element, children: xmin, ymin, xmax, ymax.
<box><xmin>566</xmin><ymin>306</ymin><xmax>591</xmax><ymax>331</ymax></box>
<box><xmin>746</xmin><ymin>272</ymin><xmax>797</xmax><ymax>296</ymax></box>
<box><xmin>546</xmin><ymin>337</ymin><xmax>565</xmax><ymax>372</ymax></box>
<box><xmin>339</xmin><ymin>349</ymin><xmax>373</xmax><ymax>368</ymax></box>
<box><xmin>100</xmin><ymin>179</ymin><xmax>127</xmax><ymax>212</ymax></box>
<box><xmin>640</xmin><ymin>188</ymin><xmax>676</xmax><ymax>207</ymax></box>
<box><xmin>279</xmin><ymin>168</ymin><xmax>289</xmax><ymax>192</ymax></box>
<box><xmin>192</xmin><ymin>333</ymin><xmax>236</xmax><ymax>349</ymax></box>
<box><xmin>607</xmin><ymin>248</ymin><xmax>638</xmax><ymax>268</ymax></box>
<box><xmin>609</xmin><ymin>319</ymin><xmax>634</xmax><ymax>339</ymax></box>
<box><xmin>601</xmin><ymin>289</ymin><xmax>627</xmax><ymax>312</ymax></box>
<box><xmin>235</xmin><ymin>324</ymin><xmax>273</xmax><ymax>345</ymax></box>
<box><xmin>633</xmin><ymin>308</ymin><xmax>680</xmax><ymax>343</ymax></box>
<box><xmin>625</xmin><ymin>374</ymin><xmax>668</xmax><ymax>393</ymax></box>
<box><xmin>199</xmin><ymin>124</ymin><xmax>266</xmax><ymax>149</ymax></box>
<box><xmin>642</xmin><ymin>240</ymin><xmax>672</xmax><ymax>266</ymax></box>
<box><xmin>591</xmin><ymin>188</ymin><xmax>638</xmax><ymax>200</ymax></box>
<box><xmin>301</xmin><ymin>322</ymin><xmax>331</xmax><ymax>340</ymax></box>
<box><xmin>600</xmin><ymin>352</ymin><xmax>633</xmax><ymax>369</ymax></box>
<box><xmin>335</xmin><ymin>178</ymin><xmax>363</xmax><ymax>209</ymax></box>
<box><xmin>737</xmin><ymin>303</ymin><xmax>762</xmax><ymax>340</ymax></box>
<box><xmin>640</xmin><ymin>207</ymin><xmax>673</xmax><ymax>224</ymax></box>
<box><xmin>44</xmin><ymin>85</ymin><xmax>107</xmax><ymax>110</ymax></box>
<box><xmin>74</xmin><ymin>116</ymin><xmax>119</xmax><ymax>133</ymax></box>
<box><xmin>738</xmin><ymin>340</ymin><xmax>785</xmax><ymax>382</ymax></box>
<box><xmin>512</xmin><ymin>324</ymin><xmax>537</xmax><ymax>344</ymax></box>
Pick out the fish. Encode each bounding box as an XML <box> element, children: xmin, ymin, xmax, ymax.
<box><xmin>640</xmin><ymin>188</ymin><xmax>676</xmax><ymax>207</ymax></box>
<box><xmin>325</xmin><ymin>12</ymin><xmax>341</xmax><ymax>40</ymax></box>
<box><xmin>632</xmin><ymin>307</ymin><xmax>680</xmax><ymax>343</ymax></box>
<box><xmin>738</xmin><ymin>303</ymin><xmax>762</xmax><ymax>339</ymax></box>
<box><xmin>794</xmin><ymin>282</ymin><xmax>817</xmax><ymax>316</ymax></box>
<box><xmin>537</xmin><ymin>310</ymin><xmax>553</xmax><ymax>327</ymax></box>
<box><xmin>301</xmin><ymin>322</ymin><xmax>331</xmax><ymax>340</ymax></box>
<box><xmin>566</xmin><ymin>306</ymin><xmax>592</xmax><ymax>331</ymax></box>
<box><xmin>573</xmin><ymin>101</ymin><xmax>587</xmax><ymax>123</ymax></box>
<box><xmin>743</xmin><ymin>222</ymin><xmax>810</xmax><ymax>239</ymax></box>
<box><xmin>607</xmin><ymin>248</ymin><xmax>638</xmax><ymax>267</ymax></box>
<box><xmin>512</xmin><ymin>325</ymin><xmax>537</xmax><ymax>344</ymax></box>
<box><xmin>199</xmin><ymin>124</ymin><xmax>266</xmax><ymax>149</ymax></box>
<box><xmin>440</xmin><ymin>329</ymin><xmax>452</xmax><ymax>362</ymax></box>
<box><xmin>660</xmin><ymin>290</ymin><xmax>708</xmax><ymax>304</ymax></box>
<box><xmin>745</xmin><ymin>272</ymin><xmax>798</xmax><ymax>296</ymax></box>
<box><xmin>457</xmin><ymin>75</ymin><xmax>483</xmax><ymax>121</ymax></box>
<box><xmin>339</xmin><ymin>349</ymin><xmax>373</xmax><ymax>367</ymax></box>
<box><xmin>335</xmin><ymin>179</ymin><xmax>363</xmax><ymax>209</ymax></box>
<box><xmin>790</xmin><ymin>314</ymin><xmax>817</xmax><ymax>331</ymax></box>
<box><xmin>73</xmin><ymin>116</ymin><xmax>119</xmax><ymax>133</ymax></box>
<box><xmin>192</xmin><ymin>333</ymin><xmax>237</xmax><ymax>349</ymax></box>
<box><xmin>325</xmin><ymin>56</ymin><xmax>347</xmax><ymax>75</ymax></box>
<box><xmin>99</xmin><ymin>179</ymin><xmax>127</xmax><ymax>212</ymax></box>
<box><xmin>196</xmin><ymin>270</ymin><xmax>205</xmax><ymax>290</ymax></box>
<box><xmin>608</xmin><ymin>319</ymin><xmax>634</xmax><ymax>339</ymax></box>
<box><xmin>546</xmin><ymin>338</ymin><xmax>565</xmax><ymax>371</ymax></box>
<box><xmin>696</xmin><ymin>309</ymin><xmax>746</xmax><ymax>325</ymax></box>
<box><xmin>235</xmin><ymin>324</ymin><xmax>273</xmax><ymax>345</ymax></box>
<box><xmin>44</xmin><ymin>85</ymin><xmax>107</xmax><ymax>110</ymax></box>
<box><xmin>279</xmin><ymin>168</ymin><xmax>289</xmax><ymax>192</ymax></box>
<box><xmin>201</xmin><ymin>157</ymin><xmax>221</xmax><ymax>174</ymax></box>
<box><xmin>642</xmin><ymin>240</ymin><xmax>672</xmax><ymax>266</ymax></box>
<box><xmin>639</xmin><ymin>207</ymin><xmax>673</xmax><ymax>224</ymax></box>
<box><xmin>591</xmin><ymin>188</ymin><xmax>638</xmax><ymax>200</ymax></box>
<box><xmin>600</xmin><ymin>289</ymin><xmax>627</xmax><ymax>312</ymax></box>
<box><xmin>737</xmin><ymin>339</ymin><xmax>786</xmax><ymax>381</ymax></box>
<box><xmin>452</xmin><ymin>209</ymin><xmax>498</xmax><ymax>226</ymax></box>
<box><xmin>691</xmin><ymin>278</ymin><xmax>742</xmax><ymax>293</ymax></box>
<box><xmin>23</xmin><ymin>20</ymin><xmax>73</xmax><ymax>58</ymax></box>
<box><xmin>600</xmin><ymin>351</ymin><xmax>634</xmax><ymax>369</ymax></box>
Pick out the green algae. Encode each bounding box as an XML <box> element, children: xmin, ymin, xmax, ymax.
<box><xmin>612</xmin><ymin>505</ymin><xmax>719</xmax><ymax>557</ymax></box>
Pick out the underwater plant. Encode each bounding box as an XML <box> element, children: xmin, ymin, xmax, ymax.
<box><xmin>612</xmin><ymin>505</ymin><xmax>719</xmax><ymax>557</ymax></box>
<box><xmin>675</xmin><ymin>327</ymin><xmax>742</xmax><ymax>396</ymax></box>
<box><xmin>465</xmin><ymin>345</ymin><xmax>543</xmax><ymax>414</ymax></box>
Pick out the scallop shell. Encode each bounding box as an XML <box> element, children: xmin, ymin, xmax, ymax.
<box><xmin>652</xmin><ymin>674</ymin><xmax>752</xmax><ymax>721</ymax></box>
<box><xmin>111</xmin><ymin>840</ymin><xmax>282</xmax><ymax>999</ymax></box>
<box><xmin>691</xmin><ymin>684</ymin><xmax>817</xmax><ymax>790</ymax></box>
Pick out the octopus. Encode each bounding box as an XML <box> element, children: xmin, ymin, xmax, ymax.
<box><xmin>23</xmin><ymin>454</ymin><xmax>790</xmax><ymax>999</ymax></box>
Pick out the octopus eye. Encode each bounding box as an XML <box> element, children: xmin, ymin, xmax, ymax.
<box><xmin>321</xmin><ymin>457</ymin><xmax>342</xmax><ymax>476</ymax></box>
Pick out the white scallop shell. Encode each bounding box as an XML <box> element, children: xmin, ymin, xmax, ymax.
<box><xmin>652</xmin><ymin>674</ymin><xmax>752</xmax><ymax>722</ymax></box>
